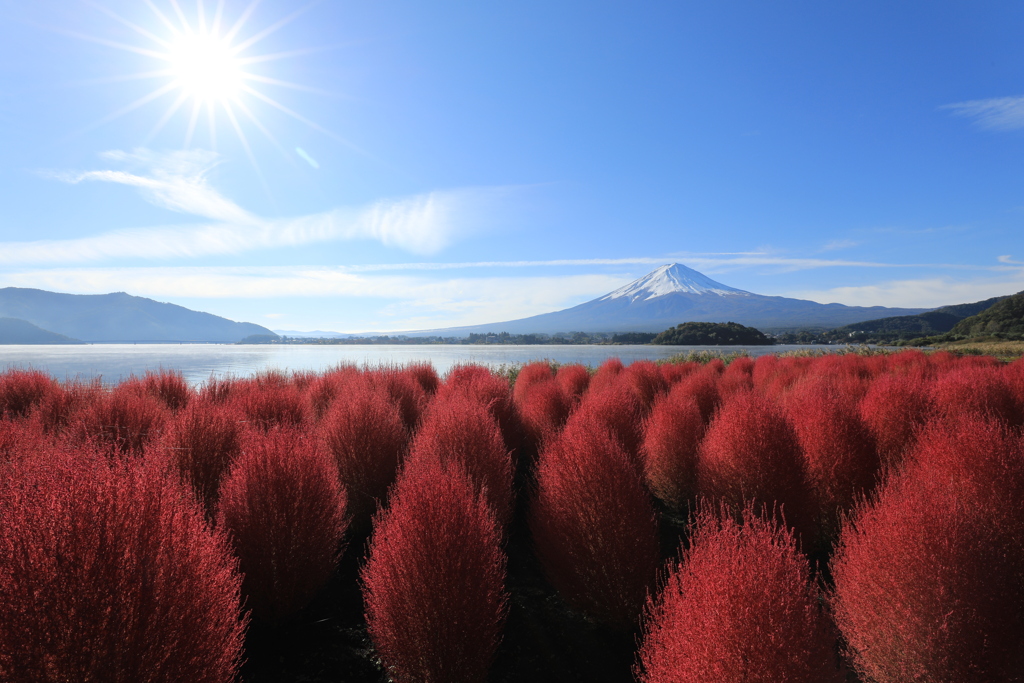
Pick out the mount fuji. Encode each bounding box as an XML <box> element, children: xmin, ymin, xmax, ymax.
<box><xmin>407</xmin><ymin>264</ymin><xmax>928</xmax><ymax>336</ymax></box>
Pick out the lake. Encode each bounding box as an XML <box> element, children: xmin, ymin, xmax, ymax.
<box><xmin>0</xmin><ymin>343</ymin><xmax>843</xmax><ymax>385</ymax></box>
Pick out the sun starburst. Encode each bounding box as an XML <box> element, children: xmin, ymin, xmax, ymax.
<box><xmin>69</xmin><ymin>0</ymin><xmax>345</xmax><ymax>174</ymax></box>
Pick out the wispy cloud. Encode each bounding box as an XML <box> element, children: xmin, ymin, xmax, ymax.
<box><xmin>819</xmin><ymin>239</ymin><xmax>859</xmax><ymax>252</ymax></box>
<box><xmin>942</xmin><ymin>95</ymin><xmax>1024</xmax><ymax>131</ymax></box>
<box><xmin>18</xmin><ymin>148</ymin><xmax>509</xmax><ymax>261</ymax></box>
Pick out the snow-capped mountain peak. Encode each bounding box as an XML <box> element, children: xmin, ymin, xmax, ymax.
<box><xmin>601</xmin><ymin>263</ymin><xmax>749</xmax><ymax>302</ymax></box>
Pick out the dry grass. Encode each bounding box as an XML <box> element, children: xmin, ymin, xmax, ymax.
<box><xmin>935</xmin><ymin>339</ymin><xmax>1024</xmax><ymax>361</ymax></box>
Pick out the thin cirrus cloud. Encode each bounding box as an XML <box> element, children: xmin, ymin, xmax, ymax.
<box><xmin>941</xmin><ymin>95</ymin><xmax>1024</xmax><ymax>131</ymax></box>
<box><xmin>16</xmin><ymin>148</ymin><xmax>507</xmax><ymax>263</ymax></box>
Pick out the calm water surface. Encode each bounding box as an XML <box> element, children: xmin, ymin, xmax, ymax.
<box><xmin>0</xmin><ymin>343</ymin><xmax>842</xmax><ymax>385</ymax></box>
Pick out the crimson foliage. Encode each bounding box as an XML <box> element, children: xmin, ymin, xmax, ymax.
<box><xmin>216</xmin><ymin>427</ymin><xmax>349</xmax><ymax>621</ymax></box>
<box><xmin>555</xmin><ymin>363</ymin><xmax>591</xmax><ymax>403</ymax></box>
<box><xmin>0</xmin><ymin>369</ymin><xmax>58</xmax><ymax>418</ymax></box>
<box><xmin>531</xmin><ymin>412</ymin><xmax>659</xmax><ymax>627</ymax></box>
<box><xmin>931</xmin><ymin>364</ymin><xmax>1021</xmax><ymax>427</ymax></box>
<box><xmin>318</xmin><ymin>383</ymin><xmax>408</xmax><ymax>528</ymax></box>
<box><xmin>637</xmin><ymin>506</ymin><xmax>842</xmax><ymax>683</ymax></box>
<box><xmin>622</xmin><ymin>360</ymin><xmax>669</xmax><ymax>412</ymax></box>
<box><xmin>362</xmin><ymin>458</ymin><xmax>507</xmax><ymax>683</ymax></box>
<box><xmin>640</xmin><ymin>383</ymin><xmax>706</xmax><ymax>511</ymax></box>
<box><xmin>0</xmin><ymin>447</ymin><xmax>246</xmax><ymax>682</ymax></box>
<box><xmin>831</xmin><ymin>416</ymin><xmax>1024</xmax><ymax>682</ymax></box>
<box><xmin>512</xmin><ymin>361</ymin><xmax>556</xmax><ymax>405</ymax></box>
<box><xmin>697</xmin><ymin>391</ymin><xmax>809</xmax><ymax>536</ymax></box>
<box><xmin>156</xmin><ymin>398</ymin><xmax>242</xmax><ymax>517</ymax></box>
<box><xmin>858</xmin><ymin>372</ymin><xmax>934</xmax><ymax>469</ymax></box>
<box><xmin>408</xmin><ymin>392</ymin><xmax>514</xmax><ymax>527</ymax></box>
<box><xmin>440</xmin><ymin>364</ymin><xmax>523</xmax><ymax>453</ymax></box>
<box><xmin>785</xmin><ymin>376</ymin><xmax>879</xmax><ymax>538</ymax></box>
<box><xmin>75</xmin><ymin>382</ymin><xmax>169</xmax><ymax>457</ymax></box>
<box><xmin>142</xmin><ymin>369</ymin><xmax>192</xmax><ymax>412</ymax></box>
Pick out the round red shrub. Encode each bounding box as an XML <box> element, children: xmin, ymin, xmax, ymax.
<box><xmin>156</xmin><ymin>398</ymin><xmax>242</xmax><ymax>517</ymax></box>
<box><xmin>406</xmin><ymin>362</ymin><xmax>441</xmax><ymax>395</ymax></box>
<box><xmin>35</xmin><ymin>378</ymin><xmax>100</xmax><ymax>434</ymax></box>
<box><xmin>318</xmin><ymin>383</ymin><xmax>408</xmax><ymax>528</ymax></box>
<box><xmin>674</xmin><ymin>365</ymin><xmax>721</xmax><ymax>423</ymax></box>
<box><xmin>858</xmin><ymin>372</ymin><xmax>933</xmax><ymax>470</ymax></box>
<box><xmin>785</xmin><ymin>376</ymin><xmax>879</xmax><ymax>538</ymax></box>
<box><xmin>362</xmin><ymin>458</ymin><xmax>507</xmax><ymax>683</ymax></box>
<box><xmin>368</xmin><ymin>367</ymin><xmax>430</xmax><ymax>430</ymax></box>
<box><xmin>0</xmin><ymin>447</ymin><xmax>246</xmax><ymax>682</ymax></box>
<box><xmin>75</xmin><ymin>381</ymin><xmax>170</xmax><ymax>457</ymax></box>
<box><xmin>440</xmin><ymin>364</ymin><xmax>523</xmax><ymax>453</ymax></box>
<box><xmin>831</xmin><ymin>418</ymin><xmax>1024</xmax><ymax>683</ymax></box>
<box><xmin>0</xmin><ymin>369</ymin><xmax>59</xmax><ymax>418</ymax></box>
<box><xmin>697</xmin><ymin>391</ymin><xmax>809</xmax><ymax>536</ymax></box>
<box><xmin>574</xmin><ymin>381</ymin><xmax>645</xmax><ymax>462</ymax></box>
<box><xmin>659</xmin><ymin>361</ymin><xmax>698</xmax><ymax>386</ymax></box>
<box><xmin>216</xmin><ymin>427</ymin><xmax>349</xmax><ymax>621</ymax></box>
<box><xmin>512</xmin><ymin>362</ymin><xmax>556</xmax><ymax>405</ymax></box>
<box><xmin>718</xmin><ymin>356</ymin><xmax>754</xmax><ymax>398</ymax></box>
<box><xmin>530</xmin><ymin>413</ymin><xmax>660</xmax><ymax>627</ymax></box>
<box><xmin>931</xmin><ymin>364</ymin><xmax>1021</xmax><ymax>427</ymax></box>
<box><xmin>641</xmin><ymin>384</ymin><xmax>706</xmax><ymax>511</ymax></box>
<box><xmin>587</xmin><ymin>357</ymin><xmax>625</xmax><ymax>395</ymax></box>
<box><xmin>142</xmin><ymin>369</ymin><xmax>192</xmax><ymax>412</ymax></box>
<box><xmin>408</xmin><ymin>392</ymin><xmax>514</xmax><ymax>527</ymax></box>
<box><xmin>233</xmin><ymin>380</ymin><xmax>307</xmax><ymax>430</ymax></box>
<box><xmin>555</xmin><ymin>363</ymin><xmax>591</xmax><ymax>403</ymax></box>
<box><xmin>622</xmin><ymin>360</ymin><xmax>669</xmax><ymax>412</ymax></box>
<box><xmin>517</xmin><ymin>378</ymin><xmax>572</xmax><ymax>450</ymax></box>
<box><xmin>637</xmin><ymin>506</ymin><xmax>842</xmax><ymax>683</ymax></box>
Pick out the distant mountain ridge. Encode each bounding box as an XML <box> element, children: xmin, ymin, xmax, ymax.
<box><xmin>0</xmin><ymin>317</ymin><xmax>84</xmax><ymax>344</ymax></box>
<box><xmin>950</xmin><ymin>290</ymin><xmax>1024</xmax><ymax>338</ymax></box>
<box><xmin>0</xmin><ymin>288</ymin><xmax>276</xmax><ymax>343</ymax></box>
<box><xmin>398</xmin><ymin>264</ymin><xmax>928</xmax><ymax>336</ymax></box>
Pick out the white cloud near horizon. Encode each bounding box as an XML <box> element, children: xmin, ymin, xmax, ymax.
<box><xmin>942</xmin><ymin>95</ymin><xmax>1024</xmax><ymax>131</ymax></box>
<box><xmin>785</xmin><ymin>274</ymin><xmax>1024</xmax><ymax>309</ymax></box>
<box><xmin>0</xmin><ymin>266</ymin><xmax>629</xmax><ymax>332</ymax></box>
<box><xmin>15</xmin><ymin>148</ymin><xmax>508</xmax><ymax>262</ymax></box>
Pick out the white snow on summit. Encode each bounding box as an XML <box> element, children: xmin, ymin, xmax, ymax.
<box><xmin>601</xmin><ymin>264</ymin><xmax>749</xmax><ymax>302</ymax></box>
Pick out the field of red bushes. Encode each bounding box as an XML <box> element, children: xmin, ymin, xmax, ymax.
<box><xmin>2</xmin><ymin>349</ymin><xmax>1023</xmax><ymax>682</ymax></box>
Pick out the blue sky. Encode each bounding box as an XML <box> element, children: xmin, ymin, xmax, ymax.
<box><xmin>1</xmin><ymin>1</ymin><xmax>1022</xmax><ymax>332</ymax></box>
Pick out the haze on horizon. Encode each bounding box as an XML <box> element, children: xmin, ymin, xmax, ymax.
<box><xmin>1</xmin><ymin>1</ymin><xmax>1022</xmax><ymax>333</ymax></box>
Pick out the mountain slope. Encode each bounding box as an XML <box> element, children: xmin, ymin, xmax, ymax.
<box><xmin>0</xmin><ymin>317</ymin><xmax>84</xmax><ymax>344</ymax></box>
<box><xmin>949</xmin><ymin>290</ymin><xmax>1024</xmax><ymax>338</ymax></box>
<box><xmin>404</xmin><ymin>264</ymin><xmax>927</xmax><ymax>336</ymax></box>
<box><xmin>0</xmin><ymin>288</ymin><xmax>276</xmax><ymax>343</ymax></box>
<box><xmin>823</xmin><ymin>295</ymin><xmax>1007</xmax><ymax>342</ymax></box>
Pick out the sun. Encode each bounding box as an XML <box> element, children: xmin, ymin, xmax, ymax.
<box><xmin>168</xmin><ymin>32</ymin><xmax>243</xmax><ymax>104</ymax></box>
<box><xmin>72</xmin><ymin>1</ymin><xmax>344</xmax><ymax>169</ymax></box>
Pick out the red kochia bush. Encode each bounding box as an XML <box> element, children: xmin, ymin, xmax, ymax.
<box><xmin>531</xmin><ymin>412</ymin><xmax>660</xmax><ymax>627</ymax></box>
<box><xmin>0</xmin><ymin>447</ymin><xmax>246</xmax><ymax>682</ymax></box>
<box><xmin>641</xmin><ymin>384</ymin><xmax>706</xmax><ymax>511</ymax></box>
<box><xmin>142</xmin><ymin>369</ymin><xmax>192</xmax><ymax>412</ymax></box>
<box><xmin>217</xmin><ymin>427</ymin><xmax>349</xmax><ymax>621</ymax></box>
<box><xmin>319</xmin><ymin>383</ymin><xmax>408</xmax><ymax>528</ymax></box>
<box><xmin>930</xmin><ymin>364</ymin><xmax>1021</xmax><ymax>427</ymax></box>
<box><xmin>674</xmin><ymin>365</ymin><xmax>721</xmax><ymax>423</ymax></box>
<box><xmin>516</xmin><ymin>379</ymin><xmax>572</xmax><ymax>450</ymax></box>
<box><xmin>555</xmin><ymin>363</ymin><xmax>591</xmax><ymax>403</ymax></box>
<box><xmin>157</xmin><ymin>399</ymin><xmax>242</xmax><ymax>517</ymax></box>
<box><xmin>785</xmin><ymin>377</ymin><xmax>878</xmax><ymax>537</ymax></box>
<box><xmin>367</xmin><ymin>367</ymin><xmax>430</xmax><ymax>430</ymax></box>
<box><xmin>575</xmin><ymin>381</ymin><xmax>645</xmax><ymax>462</ymax></box>
<box><xmin>718</xmin><ymin>356</ymin><xmax>754</xmax><ymax>398</ymax></box>
<box><xmin>858</xmin><ymin>372</ymin><xmax>934</xmax><ymax>469</ymax></box>
<box><xmin>512</xmin><ymin>361</ymin><xmax>556</xmax><ymax>405</ymax></box>
<box><xmin>622</xmin><ymin>360</ymin><xmax>669</xmax><ymax>413</ymax></box>
<box><xmin>233</xmin><ymin>380</ymin><xmax>307</xmax><ymax>430</ymax></box>
<box><xmin>408</xmin><ymin>392</ymin><xmax>514</xmax><ymax>527</ymax></box>
<box><xmin>697</xmin><ymin>391</ymin><xmax>809</xmax><ymax>536</ymax></box>
<box><xmin>441</xmin><ymin>364</ymin><xmax>523</xmax><ymax>453</ymax></box>
<box><xmin>75</xmin><ymin>382</ymin><xmax>169</xmax><ymax>457</ymax></box>
<box><xmin>0</xmin><ymin>368</ymin><xmax>58</xmax><ymax>418</ymax></box>
<box><xmin>831</xmin><ymin>417</ymin><xmax>1024</xmax><ymax>682</ymax></box>
<box><xmin>362</xmin><ymin>458</ymin><xmax>507</xmax><ymax>683</ymax></box>
<box><xmin>637</xmin><ymin>507</ymin><xmax>842</xmax><ymax>683</ymax></box>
